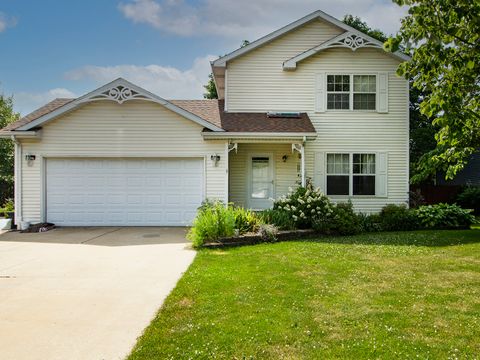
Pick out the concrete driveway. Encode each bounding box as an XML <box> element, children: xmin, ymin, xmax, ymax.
<box><xmin>0</xmin><ymin>227</ymin><xmax>195</xmax><ymax>360</ymax></box>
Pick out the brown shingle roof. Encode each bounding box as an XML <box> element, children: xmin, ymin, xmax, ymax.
<box><xmin>2</xmin><ymin>97</ymin><xmax>316</xmax><ymax>134</ymax></box>
<box><xmin>3</xmin><ymin>98</ymin><xmax>74</xmax><ymax>131</ymax></box>
<box><xmin>171</xmin><ymin>100</ymin><xmax>316</xmax><ymax>133</ymax></box>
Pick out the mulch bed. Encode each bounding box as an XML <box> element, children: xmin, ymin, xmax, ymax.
<box><xmin>203</xmin><ymin>229</ymin><xmax>320</xmax><ymax>248</ymax></box>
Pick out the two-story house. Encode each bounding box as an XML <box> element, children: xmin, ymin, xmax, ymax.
<box><xmin>0</xmin><ymin>10</ymin><xmax>410</xmax><ymax>228</ymax></box>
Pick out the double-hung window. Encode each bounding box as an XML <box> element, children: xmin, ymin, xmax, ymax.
<box><xmin>326</xmin><ymin>74</ymin><xmax>376</xmax><ymax>111</ymax></box>
<box><xmin>326</xmin><ymin>153</ymin><xmax>376</xmax><ymax>196</ymax></box>
<box><xmin>326</xmin><ymin>75</ymin><xmax>350</xmax><ymax>110</ymax></box>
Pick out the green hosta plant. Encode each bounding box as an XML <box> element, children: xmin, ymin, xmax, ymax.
<box><xmin>274</xmin><ymin>181</ymin><xmax>334</xmax><ymax>229</ymax></box>
<box><xmin>414</xmin><ymin>203</ymin><xmax>476</xmax><ymax>229</ymax></box>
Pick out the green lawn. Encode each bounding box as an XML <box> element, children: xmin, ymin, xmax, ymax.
<box><xmin>129</xmin><ymin>230</ymin><xmax>480</xmax><ymax>359</ymax></box>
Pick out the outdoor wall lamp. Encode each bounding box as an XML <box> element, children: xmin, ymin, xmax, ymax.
<box><xmin>282</xmin><ymin>155</ymin><xmax>288</xmax><ymax>162</ymax></box>
<box><xmin>25</xmin><ymin>154</ymin><xmax>36</xmax><ymax>161</ymax></box>
<box><xmin>211</xmin><ymin>154</ymin><xmax>221</xmax><ymax>167</ymax></box>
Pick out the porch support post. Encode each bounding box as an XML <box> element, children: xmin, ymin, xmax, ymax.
<box><xmin>224</xmin><ymin>142</ymin><xmax>229</xmax><ymax>205</ymax></box>
<box><xmin>292</xmin><ymin>142</ymin><xmax>306</xmax><ymax>187</ymax></box>
<box><xmin>301</xmin><ymin>143</ymin><xmax>306</xmax><ymax>187</ymax></box>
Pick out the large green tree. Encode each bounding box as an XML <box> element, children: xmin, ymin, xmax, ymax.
<box><xmin>385</xmin><ymin>0</ymin><xmax>480</xmax><ymax>182</ymax></box>
<box><xmin>0</xmin><ymin>94</ymin><xmax>19</xmax><ymax>204</ymax></box>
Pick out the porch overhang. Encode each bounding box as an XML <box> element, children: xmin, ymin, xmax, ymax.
<box><xmin>202</xmin><ymin>132</ymin><xmax>317</xmax><ymax>142</ymax></box>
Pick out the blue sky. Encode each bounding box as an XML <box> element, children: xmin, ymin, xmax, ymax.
<box><xmin>0</xmin><ymin>0</ymin><xmax>406</xmax><ymax>115</ymax></box>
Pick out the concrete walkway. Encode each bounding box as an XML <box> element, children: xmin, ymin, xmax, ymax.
<box><xmin>0</xmin><ymin>227</ymin><xmax>195</xmax><ymax>360</ymax></box>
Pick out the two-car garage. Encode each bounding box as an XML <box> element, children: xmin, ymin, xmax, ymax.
<box><xmin>45</xmin><ymin>158</ymin><xmax>204</xmax><ymax>226</ymax></box>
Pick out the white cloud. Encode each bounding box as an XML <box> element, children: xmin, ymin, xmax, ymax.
<box><xmin>13</xmin><ymin>88</ymin><xmax>76</xmax><ymax>116</ymax></box>
<box><xmin>64</xmin><ymin>55</ymin><xmax>216</xmax><ymax>99</ymax></box>
<box><xmin>118</xmin><ymin>0</ymin><xmax>407</xmax><ymax>39</ymax></box>
<box><xmin>0</xmin><ymin>12</ymin><xmax>17</xmax><ymax>33</ymax></box>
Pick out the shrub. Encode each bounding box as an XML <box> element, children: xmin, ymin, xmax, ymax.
<box><xmin>233</xmin><ymin>207</ymin><xmax>262</xmax><ymax>234</ymax></box>
<box><xmin>274</xmin><ymin>181</ymin><xmax>334</xmax><ymax>229</ymax></box>
<box><xmin>357</xmin><ymin>213</ymin><xmax>383</xmax><ymax>232</ymax></box>
<box><xmin>456</xmin><ymin>186</ymin><xmax>480</xmax><ymax>215</ymax></box>
<box><xmin>414</xmin><ymin>203</ymin><xmax>476</xmax><ymax>229</ymax></box>
<box><xmin>258</xmin><ymin>209</ymin><xmax>296</xmax><ymax>230</ymax></box>
<box><xmin>1</xmin><ymin>198</ymin><xmax>14</xmax><ymax>218</ymax></box>
<box><xmin>187</xmin><ymin>200</ymin><xmax>236</xmax><ymax>248</ymax></box>
<box><xmin>330</xmin><ymin>201</ymin><xmax>362</xmax><ymax>235</ymax></box>
<box><xmin>379</xmin><ymin>204</ymin><xmax>420</xmax><ymax>231</ymax></box>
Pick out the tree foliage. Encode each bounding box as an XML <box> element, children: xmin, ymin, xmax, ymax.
<box><xmin>343</xmin><ymin>15</ymin><xmax>388</xmax><ymax>42</ymax></box>
<box><xmin>203</xmin><ymin>73</ymin><xmax>218</xmax><ymax>99</ymax></box>
<box><xmin>385</xmin><ymin>0</ymin><xmax>480</xmax><ymax>182</ymax></box>
<box><xmin>0</xmin><ymin>94</ymin><xmax>19</xmax><ymax>204</ymax></box>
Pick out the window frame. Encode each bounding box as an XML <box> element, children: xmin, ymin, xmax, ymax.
<box><xmin>325</xmin><ymin>73</ymin><xmax>377</xmax><ymax>112</ymax></box>
<box><xmin>326</xmin><ymin>152</ymin><xmax>377</xmax><ymax>197</ymax></box>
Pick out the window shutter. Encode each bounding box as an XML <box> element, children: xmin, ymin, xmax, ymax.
<box><xmin>377</xmin><ymin>72</ymin><xmax>388</xmax><ymax>113</ymax></box>
<box><xmin>313</xmin><ymin>152</ymin><xmax>326</xmax><ymax>193</ymax></box>
<box><xmin>315</xmin><ymin>73</ymin><xmax>326</xmax><ymax>113</ymax></box>
<box><xmin>375</xmin><ymin>152</ymin><xmax>388</xmax><ymax>197</ymax></box>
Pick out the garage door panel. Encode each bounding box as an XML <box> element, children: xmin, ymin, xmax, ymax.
<box><xmin>46</xmin><ymin>158</ymin><xmax>204</xmax><ymax>226</ymax></box>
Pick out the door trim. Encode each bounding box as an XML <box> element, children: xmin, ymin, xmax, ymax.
<box><xmin>246</xmin><ymin>152</ymin><xmax>275</xmax><ymax>209</ymax></box>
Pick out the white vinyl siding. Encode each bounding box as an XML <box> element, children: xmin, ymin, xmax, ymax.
<box><xmin>19</xmin><ymin>101</ymin><xmax>226</xmax><ymax>224</ymax></box>
<box><xmin>226</xmin><ymin>21</ymin><xmax>408</xmax><ymax>212</ymax></box>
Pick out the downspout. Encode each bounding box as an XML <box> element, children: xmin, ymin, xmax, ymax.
<box><xmin>11</xmin><ymin>135</ymin><xmax>22</xmax><ymax>226</ymax></box>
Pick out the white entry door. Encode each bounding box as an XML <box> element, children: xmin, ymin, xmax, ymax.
<box><xmin>46</xmin><ymin>158</ymin><xmax>204</xmax><ymax>226</ymax></box>
<box><xmin>248</xmin><ymin>154</ymin><xmax>274</xmax><ymax>209</ymax></box>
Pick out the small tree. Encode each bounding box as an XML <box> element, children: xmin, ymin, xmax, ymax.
<box><xmin>0</xmin><ymin>94</ymin><xmax>19</xmax><ymax>204</ymax></box>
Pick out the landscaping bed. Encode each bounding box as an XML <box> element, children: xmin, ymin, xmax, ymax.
<box><xmin>188</xmin><ymin>182</ymin><xmax>478</xmax><ymax>249</ymax></box>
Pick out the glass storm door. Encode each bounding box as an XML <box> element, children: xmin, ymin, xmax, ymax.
<box><xmin>248</xmin><ymin>154</ymin><xmax>274</xmax><ymax>209</ymax></box>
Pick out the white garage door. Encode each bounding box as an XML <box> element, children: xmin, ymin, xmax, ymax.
<box><xmin>46</xmin><ymin>158</ymin><xmax>204</xmax><ymax>226</ymax></box>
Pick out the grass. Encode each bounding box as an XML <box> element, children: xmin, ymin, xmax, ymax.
<box><xmin>129</xmin><ymin>230</ymin><xmax>480</xmax><ymax>359</ymax></box>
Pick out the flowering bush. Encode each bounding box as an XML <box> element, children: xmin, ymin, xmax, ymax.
<box><xmin>273</xmin><ymin>181</ymin><xmax>334</xmax><ymax>229</ymax></box>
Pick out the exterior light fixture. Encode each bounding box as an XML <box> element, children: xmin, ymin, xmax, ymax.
<box><xmin>211</xmin><ymin>154</ymin><xmax>221</xmax><ymax>166</ymax></box>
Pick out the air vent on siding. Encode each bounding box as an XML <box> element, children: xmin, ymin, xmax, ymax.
<box><xmin>267</xmin><ymin>112</ymin><xmax>301</xmax><ymax>118</ymax></box>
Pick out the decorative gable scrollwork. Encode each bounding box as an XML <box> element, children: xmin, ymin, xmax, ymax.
<box><xmin>88</xmin><ymin>85</ymin><xmax>151</xmax><ymax>104</ymax></box>
<box><xmin>329</xmin><ymin>33</ymin><xmax>381</xmax><ymax>51</ymax></box>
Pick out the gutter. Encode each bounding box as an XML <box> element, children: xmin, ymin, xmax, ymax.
<box><xmin>0</xmin><ymin>130</ymin><xmax>41</xmax><ymax>139</ymax></box>
<box><xmin>202</xmin><ymin>132</ymin><xmax>317</xmax><ymax>140</ymax></box>
<box><xmin>10</xmin><ymin>135</ymin><xmax>22</xmax><ymax>226</ymax></box>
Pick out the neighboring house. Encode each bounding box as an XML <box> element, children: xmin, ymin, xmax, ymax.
<box><xmin>0</xmin><ymin>10</ymin><xmax>410</xmax><ymax>227</ymax></box>
<box><xmin>436</xmin><ymin>152</ymin><xmax>480</xmax><ymax>186</ymax></box>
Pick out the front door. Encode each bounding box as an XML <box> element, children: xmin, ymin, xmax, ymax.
<box><xmin>248</xmin><ymin>154</ymin><xmax>274</xmax><ymax>209</ymax></box>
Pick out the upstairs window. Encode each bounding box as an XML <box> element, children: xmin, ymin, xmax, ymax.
<box><xmin>326</xmin><ymin>74</ymin><xmax>376</xmax><ymax>111</ymax></box>
<box><xmin>327</xmin><ymin>75</ymin><xmax>350</xmax><ymax>110</ymax></box>
<box><xmin>353</xmin><ymin>75</ymin><xmax>376</xmax><ymax>110</ymax></box>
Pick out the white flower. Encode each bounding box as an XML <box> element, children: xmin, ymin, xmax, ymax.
<box><xmin>311</xmin><ymin>209</ymin><xmax>316</xmax><ymax>214</ymax></box>
<box><xmin>291</xmin><ymin>206</ymin><xmax>296</xmax><ymax>211</ymax></box>
<box><xmin>298</xmin><ymin>198</ymin><xmax>305</xmax><ymax>205</ymax></box>
<box><xmin>292</xmin><ymin>215</ymin><xmax>298</xmax><ymax>220</ymax></box>
<box><xmin>288</xmin><ymin>186</ymin><xmax>293</xmax><ymax>192</ymax></box>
